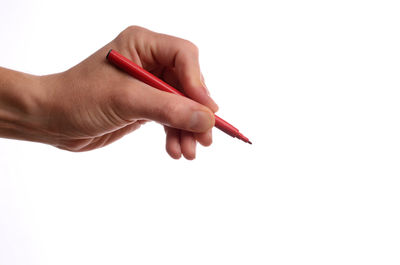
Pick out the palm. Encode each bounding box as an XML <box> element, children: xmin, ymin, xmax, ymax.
<box><xmin>55</xmin><ymin>120</ymin><xmax>148</xmax><ymax>151</ymax></box>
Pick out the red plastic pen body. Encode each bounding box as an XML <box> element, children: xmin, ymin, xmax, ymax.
<box><xmin>106</xmin><ymin>49</ymin><xmax>251</xmax><ymax>144</ymax></box>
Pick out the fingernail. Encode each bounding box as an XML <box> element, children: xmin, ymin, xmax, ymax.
<box><xmin>199</xmin><ymin>76</ymin><xmax>210</xmax><ymax>95</ymax></box>
<box><xmin>208</xmin><ymin>97</ymin><xmax>219</xmax><ymax>112</ymax></box>
<box><xmin>203</xmin><ymin>83</ymin><xmax>210</xmax><ymax>96</ymax></box>
<box><xmin>200</xmin><ymin>85</ymin><xmax>219</xmax><ymax>112</ymax></box>
<box><xmin>190</xmin><ymin>110</ymin><xmax>214</xmax><ymax>132</ymax></box>
<box><xmin>200</xmin><ymin>79</ymin><xmax>219</xmax><ymax>112</ymax></box>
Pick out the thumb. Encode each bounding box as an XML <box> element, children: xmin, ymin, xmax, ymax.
<box><xmin>125</xmin><ymin>83</ymin><xmax>215</xmax><ymax>133</ymax></box>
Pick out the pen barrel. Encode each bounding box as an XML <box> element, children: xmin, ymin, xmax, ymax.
<box><xmin>107</xmin><ymin>49</ymin><xmax>185</xmax><ymax>97</ymax></box>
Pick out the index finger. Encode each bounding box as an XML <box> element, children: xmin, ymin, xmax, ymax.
<box><xmin>147</xmin><ymin>30</ymin><xmax>219</xmax><ymax>112</ymax></box>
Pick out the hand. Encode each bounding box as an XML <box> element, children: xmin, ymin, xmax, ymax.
<box><xmin>4</xmin><ymin>26</ymin><xmax>219</xmax><ymax>159</ymax></box>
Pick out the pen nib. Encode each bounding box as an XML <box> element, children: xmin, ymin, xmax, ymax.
<box><xmin>237</xmin><ymin>132</ymin><xmax>252</xmax><ymax>145</ymax></box>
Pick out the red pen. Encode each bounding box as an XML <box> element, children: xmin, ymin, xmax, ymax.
<box><xmin>106</xmin><ymin>49</ymin><xmax>252</xmax><ymax>144</ymax></box>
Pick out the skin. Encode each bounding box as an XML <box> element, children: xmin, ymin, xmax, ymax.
<box><xmin>0</xmin><ymin>26</ymin><xmax>219</xmax><ymax>160</ymax></box>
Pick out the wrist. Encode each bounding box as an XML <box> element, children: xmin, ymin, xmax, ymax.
<box><xmin>0</xmin><ymin>67</ymin><xmax>48</xmax><ymax>142</ymax></box>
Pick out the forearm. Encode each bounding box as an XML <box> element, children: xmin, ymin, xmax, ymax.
<box><xmin>0</xmin><ymin>67</ymin><xmax>45</xmax><ymax>142</ymax></box>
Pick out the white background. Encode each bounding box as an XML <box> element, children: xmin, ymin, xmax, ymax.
<box><xmin>1</xmin><ymin>0</ymin><xmax>400</xmax><ymax>264</ymax></box>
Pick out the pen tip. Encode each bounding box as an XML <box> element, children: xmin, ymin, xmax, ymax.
<box><xmin>236</xmin><ymin>132</ymin><xmax>252</xmax><ymax>145</ymax></box>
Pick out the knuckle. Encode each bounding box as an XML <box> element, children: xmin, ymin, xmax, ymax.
<box><xmin>180</xmin><ymin>39</ymin><xmax>199</xmax><ymax>55</ymax></box>
<box><xmin>119</xmin><ymin>25</ymin><xmax>146</xmax><ymax>41</ymax></box>
<box><xmin>125</xmin><ymin>25</ymin><xmax>143</xmax><ymax>33</ymax></box>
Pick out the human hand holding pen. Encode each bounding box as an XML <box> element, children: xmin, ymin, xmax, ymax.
<box><xmin>0</xmin><ymin>26</ymin><xmax>219</xmax><ymax>159</ymax></box>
